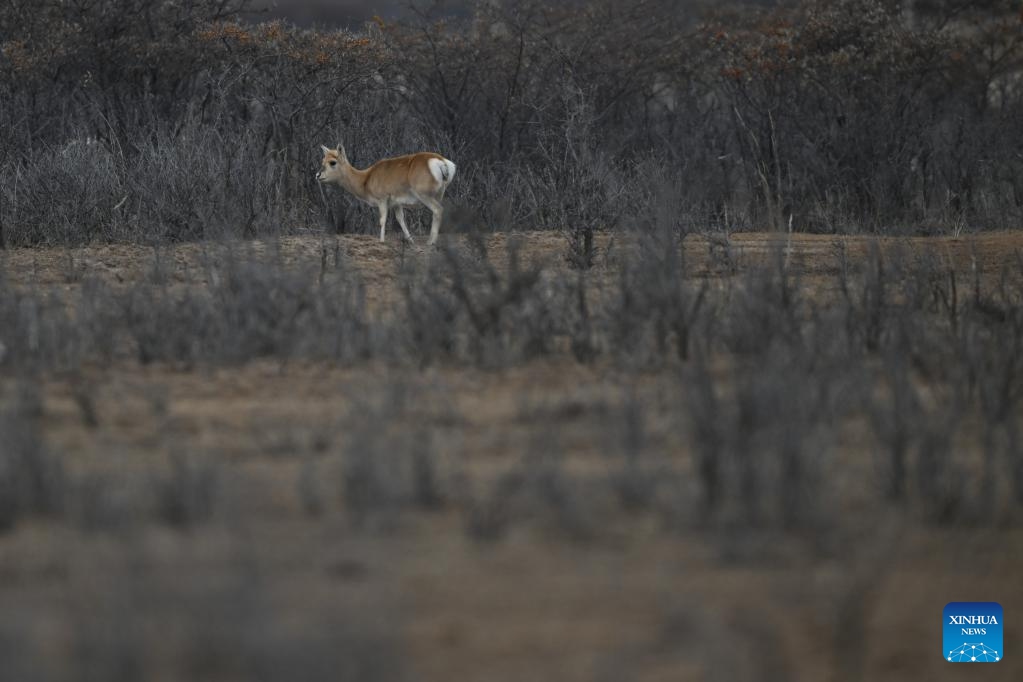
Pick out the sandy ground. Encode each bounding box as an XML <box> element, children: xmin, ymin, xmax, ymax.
<box><xmin>6</xmin><ymin>228</ymin><xmax>1021</xmax><ymax>288</ymax></box>
<box><xmin>1</xmin><ymin>230</ymin><xmax>1022</xmax><ymax>681</ymax></box>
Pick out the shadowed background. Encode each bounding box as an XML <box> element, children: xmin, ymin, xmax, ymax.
<box><xmin>247</xmin><ymin>0</ymin><xmax>471</xmax><ymax>26</ymax></box>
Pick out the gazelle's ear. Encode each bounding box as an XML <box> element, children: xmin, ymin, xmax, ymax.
<box><xmin>320</xmin><ymin>144</ymin><xmax>331</xmax><ymax>155</ymax></box>
<box><xmin>337</xmin><ymin>143</ymin><xmax>347</xmax><ymax>158</ymax></box>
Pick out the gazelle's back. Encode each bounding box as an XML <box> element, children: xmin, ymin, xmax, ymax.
<box><xmin>364</xmin><ymin>152</ymin><xmax>454</xmax><ymax>200</ymax></box>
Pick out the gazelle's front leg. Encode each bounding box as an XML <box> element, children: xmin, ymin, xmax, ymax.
<box><xmin>377</xmin><ymin>202</ymin><xmax>389</xmax><ymax>242</ymax></box>
<box><xmin>395</xmin><ymin>206</ymin><xmax>414</xmax><ymax>243</ymax></box>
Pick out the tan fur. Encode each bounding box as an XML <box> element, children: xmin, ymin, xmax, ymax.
<box><xmin>316</xmin><ymin>145</ymin><xmax>456</xmax><ymax>245</ymax></box>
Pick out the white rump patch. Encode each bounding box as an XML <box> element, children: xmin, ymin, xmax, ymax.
<box><xmin>428</xmin><ymin>158</ymin><xmax>457</xmax><ymax>185</ymax></box>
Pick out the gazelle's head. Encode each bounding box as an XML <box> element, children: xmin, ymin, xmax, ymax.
<box><xmin>316</xmin><ymin>144</ymin><xmax>348</xmax><ymax>184</ymax></box>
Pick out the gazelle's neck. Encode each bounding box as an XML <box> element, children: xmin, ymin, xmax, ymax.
<box><xmin>335</xmin><ymin>160</ymin><xmax>369</xmax><ymax>199</ymax></box>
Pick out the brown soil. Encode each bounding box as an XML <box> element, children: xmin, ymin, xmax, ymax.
<box><xmin>6</xmin><ymin>229</ymin><xmax>1023</xmax><ymax>283</ymax></box>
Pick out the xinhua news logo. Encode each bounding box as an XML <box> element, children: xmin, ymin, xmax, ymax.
<box><xmin>944</xmin><ymin>602</ymin><xmax>1003</xmax><ymax>663</ymax></box>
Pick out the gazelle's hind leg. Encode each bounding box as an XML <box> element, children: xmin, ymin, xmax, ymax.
<box><xmin>418</xmin><ymin>195</ymin><xmax>444</xmax><ymax>245</ymax></box>
<box><xmin>395</xmin><ymin>206</ymin><xmax>414</xmax><ymax>243</ymax></box>
<box><xmin>377</xmin><ymin>202</ymin><xmax>389</xmax><ymax>242</ymax></box>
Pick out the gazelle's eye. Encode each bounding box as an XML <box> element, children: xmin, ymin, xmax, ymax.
<box><xmin>329</xmin><ymin>161</ymin><xmax>337</xmax><ymax>167</ymax></box>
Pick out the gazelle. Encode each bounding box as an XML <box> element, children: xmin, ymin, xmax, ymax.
<box><xmin>316</xmin><ymin>144</ymin><xmax>456</xmax><ymax>245</ymax></box>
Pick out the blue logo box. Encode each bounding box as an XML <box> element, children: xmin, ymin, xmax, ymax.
<box><xmin>944</xmin><ymin>602</ymin><xmax>1003</xmax><ymax>662</ymax></box>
